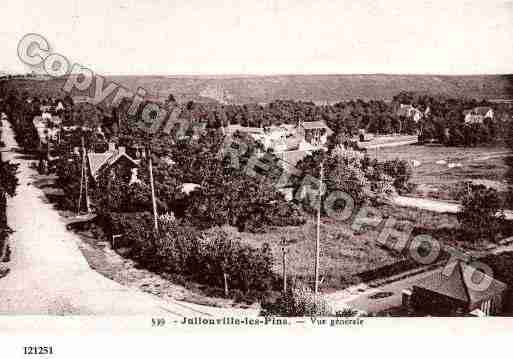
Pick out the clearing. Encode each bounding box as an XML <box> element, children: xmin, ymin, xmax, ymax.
<box><xmin>373</xmin><ymin>143</ymin><xmax>511</xmax><ymax>201</ymax></box>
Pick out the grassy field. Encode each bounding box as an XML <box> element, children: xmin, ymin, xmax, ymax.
<box><xmin>372</xmin><ymin>143</ymin><xmax>512</xmax><ymax>201</ymax></box>
<box><xmin>232</xmin><ymin>203</ymin><xmax>500</xmax><ymax>293</ymax></box>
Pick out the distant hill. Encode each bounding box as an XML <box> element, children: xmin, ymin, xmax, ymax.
<box><xmin>107</xmin><ymin>74</ymin><xmax>513</xmax><ymax>103</ymax></box>
<box><xmin>3</xmin><ymin>74</ymin><xmax>513</xmax><ymax>104</ymax></box>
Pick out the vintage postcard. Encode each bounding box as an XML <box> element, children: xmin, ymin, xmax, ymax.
<box><xmin>0</xmin><ymin>0</ymin><xmax>512</xmax><ymax>357</ymax></box>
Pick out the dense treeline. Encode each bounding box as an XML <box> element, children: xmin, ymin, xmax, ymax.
<box><xmin>0</xmin><ymin>128</ymin><xmax>19</xmax><ymax>255</ymax></box>
<box><xmin>153</xmin><ymin>97</ymin><xmax>418</xmax><ymax>137</ymax></box>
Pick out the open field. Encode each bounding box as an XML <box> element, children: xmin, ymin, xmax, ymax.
<box><xmin>2</xmin><ymin>73</ymin><xmax>513</xmax><ymax>104</ymax></box>
<box><xmin>372</xmin><ymin>143</ymin><xmax>512</xmax><ymax>201</ymax></box>
<box><xmin>234</xmin><ymin>204</ymin><xmax>504</xmax><ymax>293</ymax></box>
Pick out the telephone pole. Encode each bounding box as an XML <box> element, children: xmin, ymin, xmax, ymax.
<box><xmin>281</xmin><ymin>236</ymin><xmax>288</xmax><ymax>293</ymax></box>
<box><xmin>82</xmin><ymin>136</ymin><xmax>90</xmax><ymax>213</ymax></box>
<box><xmin>148</xmin><ymin>147</ymin><xmax>159</xmax><ymax>232</ymax></box>
<box><xmin>314</xmin><ymin>161</ymin><xmax>324</xmax><ymax>295</ymax></box>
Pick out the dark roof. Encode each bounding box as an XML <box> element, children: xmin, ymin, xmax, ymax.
<box><xmin>276</xmin><ymin>149</ymin><xmax>311</xmax><ymax>167</ymax></box>
<box><xmin>415</xmin><ymin>261</ymin><xmax>507</xmax><ymax>304</ymax></box>
<box><xmin>464</xmin><ymin>107</ymin><xmax>493</xmax><ymax>116</ymax></box>
<box><xmin>473</xmin><ymin>107</ymin><xmax>493</xmax><ymax>116</ymax></box>
<box><xmin>301</xmin><ymin>120</ymin><xmax>329</xmax><ymax>130</ymax></box>
<box><xmin>226</xmin><ymin>124</ymin><xmax>263</xmax><ymax>134</ymax></box>
<box><xmin>88</xmin><ymin>150</ymin><xmax>139</xmax><ymax>179</ymax></box>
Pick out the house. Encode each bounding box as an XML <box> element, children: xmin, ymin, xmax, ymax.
<box><xmin>297</xmin><ymin>120</ymin><xmax>333</xmax><ymax>147</ymax></box>
<box><xmin>40</xmin><ymin>104</ymin><xmax>54</xmax><ymax>113</ymax></box>
<box><xmin>408</xmin><ymin>260</ymin><xmax>507</xmax><ymax>316</ymax></box>
<box><xmin>463</xmin><ymin>106</ymin><xmax>494</xmax><ymax>124</ymax></box>
<box><xmin>87</xmin><ymin>143</ymin><xmax>139</xmax><ymax>182</ymax></box>
<box><xmin>33</xmin><ymin>115</ymin><xmax>62</xmax><ymax>143</ymax></box>
<box><xmin>397</xmin><ymin>104</ymin><xmax>423</xmax><ymax>123</ymax></box>
<box><xmin>56</xmin><ymin>101</ymin><xmax>65</xmax><ymax>112</ymax></box>
<box><xmin>225</xmin><ymin>124</ymin><xmax>264</xmax><ymax>136</ymax></box>
<box><xmin>357</xmin><ymin>129</ymin><xmax>374</xmax><ymax>142</ymax></box>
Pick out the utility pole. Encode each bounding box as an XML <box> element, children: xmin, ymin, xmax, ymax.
<box><xmin>77</xmin><ymin>154</ymin><xmax>84</xmax><ymax>216</ymax></box>
<box><xmin>314</xmin><ymin>161</ymin><xmax>324</xmax><ymax>295</ymax></box>
<box><xmin>281</xmin><ymin>236</ymin><xmax>288</xmax><ymax>293</ymax></box>
<box><xmin>82</xmin><ymin>136</ymin><xmax>90</xmax><ymax>213</ymax></box>
<box><xmin>148</xmin><ymin>147</ymin><xmax>159</xmax><ymax>233</ymax></box>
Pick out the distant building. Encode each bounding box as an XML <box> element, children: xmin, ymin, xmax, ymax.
<box><xmin>397</xmin><ymin>104</ymin><xmax>423</xmax><ymax>123</ymax></box>
<box><xmin>225</xmin><ymin>124</ymin><xmax>264</xmax><ymax>136</ymax></box>
<box><xmin>56</xmin><ymin>101</ymin><xmax>65</xmax><ymax>112</ymax></box>
<box><xmin>463</xmin><ymin>106</ymin><xmax>494</xmax><ymax>124</ymax></box>
<box><xmin>87</xmin><ymin>142</ymin><xmax>139</xmax><ymax>182</ymax></box>
<box><xmin>357</xmin><ymin>129</ymin><xmax>374</xmax><ymax>142</ymax></box>
<box><xmin>408</xmin><ymin>261</ymin><xmax>507</xmax><ymax>316</ymax></box>
<box><xmin>297</xmin><ymin>120</ymin><xmax>333</xmax><ymax>147</ymax></box>
<box><xmin>33</xmin><ymin>115</ymin><xmax>62</xmax><ymax>143</ymax></box>
<box><xmin>39</xmin><ymin>104</ymin><xmax>53</xmax><ymax>113</ymax></box>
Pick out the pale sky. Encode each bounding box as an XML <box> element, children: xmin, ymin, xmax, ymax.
<box><xmin>1</xmin><ymin>0</ymin><xmax>513</xmax><ymax>75</ymax></box>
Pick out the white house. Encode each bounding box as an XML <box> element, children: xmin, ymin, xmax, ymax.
<box><xmin>463</xmin><ymin>107</ymin><xmax>494</xmax><ymax>124</ymax></box>
<box><xmin>397</xmin><ymin>104</ymin><xmax>423</xmax><ymax>123</ymax></box>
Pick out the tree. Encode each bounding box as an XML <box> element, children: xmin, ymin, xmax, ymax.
<box><xmin>0</xmin><ymin>152</ymin><xmax>19</xmax><ymax>246</ymax></box>
<box><xmin>457</xmin><ymin>183</ymin><xmax>505</xmax><ymax>242</ymax></box>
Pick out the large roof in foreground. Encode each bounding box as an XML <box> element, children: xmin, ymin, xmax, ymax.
<box><xmin>415</xmin><ymin>260</ymin><xmax>507</xmax><ymax>304</ymax></box>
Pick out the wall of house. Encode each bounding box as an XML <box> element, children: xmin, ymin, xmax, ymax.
<box><xmin>411</xmin><ymin>286</ymin><xmax>467</xmax><ymax>316</ymax></box>
<box><xmin>468</xmin><ymin>292</ymin><xmax>505</xmax><ymax>316</ymax></box>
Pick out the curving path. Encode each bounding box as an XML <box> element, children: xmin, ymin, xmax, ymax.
<box><xmin>0</xmin><ymin>119</ymin><xmax>255</xmax><ymax>316</ymax></box>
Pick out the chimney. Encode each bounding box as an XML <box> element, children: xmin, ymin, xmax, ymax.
<box><xmin>118</xmin><ymin>146</ymin><xmax>126</xmax><ymax>154</ymax></box>
<box><xmin>108</xmin><ymin>142</ymin><xmax>116</xmax><ymax>152</ymax></box>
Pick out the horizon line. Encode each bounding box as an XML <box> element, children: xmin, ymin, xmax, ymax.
<box><xmin>4</xmin><ymin>69</ymin><xmax>513</xmax><ymax>77</ymax></box>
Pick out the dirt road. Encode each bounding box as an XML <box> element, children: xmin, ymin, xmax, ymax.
<box><xmin>393</xmin><ymin>195</ymin><xmax>513</xmax><ymax>220</ymax></box>
<box><xmin>0</xmin><ymin>119</ymin><xmax>255</xmax><ymax>316</ymax></box>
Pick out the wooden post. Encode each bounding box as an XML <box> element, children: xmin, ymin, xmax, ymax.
<box><xmin>112</xmin><ymin>234</ymin><xmax>122</xmax><ymax>250</ymax></box>
<box><xmin>82</xmin><ymin>137</ymin><xmax>90</xmax><ymax>214</ymax></box>
<box><xmin>223</xmin><ymin>273</ymin><xmax>229</xmax><ymax>297</ymax></box>
<box><xmin>314</xmin><ymin>162</ymin><xmax>323</xmax><ymax>295</ymax></box>
<box><xmin>77</xmin><ymin>143</ymin><xmax>84</xmax><ymax>216</ymax></box>
<box><xmin>282</xmin><ymin>237</ymin><xmax>287</xmax><ymax>293</ymax></box>
<box><xmin>148</xmin><ymin>149</ymin><xmax>159</xmax><ymax>233</ymax></box>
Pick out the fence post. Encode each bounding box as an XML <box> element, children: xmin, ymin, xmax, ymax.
<box><xmin>223</xmin><ymin>273</ymin><xmax>229</xmax><ymax>297</ymax></box>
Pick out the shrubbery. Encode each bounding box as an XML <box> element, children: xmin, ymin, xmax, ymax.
<box><xmin>110</xmin><ymin>212</ymin><xmax>277</xmax><ymax>294</ymax></box>
<box><xmin>457</xmin><ymin>183</ymin><xmax>505</xmax><ymax>242</ymax></box>
<box><xmin>260</xmin><ymin>281</ymin><xmax>359</xmax><ymax>317</ymax></box>
<box><xmin>382</xmin><ymin>159</ymin><xmax>412</xmax><ymax>194</ymax></box>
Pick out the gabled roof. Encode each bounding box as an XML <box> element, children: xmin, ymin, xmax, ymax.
<box><xmin>276</xmin><ymin>149</ymin><xmax>311</xmax><ymax>167</ymax></box>
<box><xmin>300</xmin><ymin>120</ymin><xmax>334</xmax><ymax>136</ymax></box>
<box><xmin>464</xmin><ymin>107</ymin><xmax>493</xmax><ymax>116</ymax></box>
<box><xmin>87</xmin><ymin>149</ymin><xmax>139</xmax><ymax>179</ymax></box>
<box><xmin>415</xmin><ymin>261</ymin><xmax>507</xmax><ymax>304</ymax></box>
<box><xmin>226</xmin><ymin>124</ymin><xmax>264</xmax><ymax>135</ymax></box>
<box><xmin>474</xmin><ymin>107</ymin><xmax>493</xmax><ymax>116</ymax></box>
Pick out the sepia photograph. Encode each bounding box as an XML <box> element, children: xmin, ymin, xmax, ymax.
<box><xmin>0</xmin><ymin>0</ymin><xmax>512</xmax><ymax>356</ymax></box>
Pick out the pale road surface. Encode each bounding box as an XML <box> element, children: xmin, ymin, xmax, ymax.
<box><xmin>393</xmin><ymin>195</ymin><xmax>513</xmax><ymax>220</ymax></box>
<box><xmin>0</xmin><ymin>119</ymin><xmax>256</xmax><ymax>316</ymax></box>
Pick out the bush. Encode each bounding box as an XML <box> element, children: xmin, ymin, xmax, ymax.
<box><xmin>382</xmin><ymin>159</ymin><xmax>412</xmax><ymax>194</ymax></box>
<box><xmin>457</xmin><ymin>183</ymin><xmax>505</xmax><ymax>242</ymax></box>
<box><xmin>260</xmin><ymin>281</ymin><xmax>336</xmax><ymax>317</ymax></box>
<box><xmin>109</xmin><ymin>213</ymin><xmax>277</xmax><ymax>294</ymax></box>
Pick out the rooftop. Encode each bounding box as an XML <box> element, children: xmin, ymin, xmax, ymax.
<box><xmin>415</xmin><ymin>260</ymin><xmax>507</xmax><ymax>304</ymax></box>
